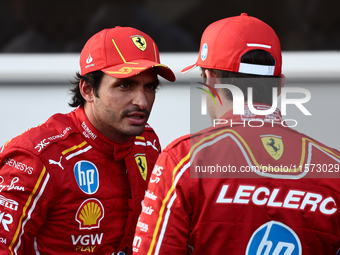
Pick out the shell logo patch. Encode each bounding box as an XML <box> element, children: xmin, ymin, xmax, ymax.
<box><xmin>131</xmin><ymin>35</ymin><xmax>147</xmax><ymax>51</ymax></box>
<box><xmin>76</xmin><ymin>198</ymin><xmax>104</xmax><ymax>230</ymax></box>
<box><xmin>135</xmin><ymin>153</ymin><xmax>147</xmax><ymax>181</ymax></box>
<box><xmin>261</xmin><ymin>135</ymin><xmax>284</xmax><ymax>160</ymax></box>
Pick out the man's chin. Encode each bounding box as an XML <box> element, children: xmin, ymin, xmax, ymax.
<box><xmin>127</xmin><ymin>125</ymin><xmax>146</xmax><ymax>137</ymax></box>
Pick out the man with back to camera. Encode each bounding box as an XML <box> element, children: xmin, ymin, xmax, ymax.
<box><xmin>133</xmin><ymin>13</ymin><xmax>340</xmax><ymax>254</ymax></box>
<box><xmin>0</xmin><ymin>26</ymin><xmax>175</xmax><ymax>254</ymax></box>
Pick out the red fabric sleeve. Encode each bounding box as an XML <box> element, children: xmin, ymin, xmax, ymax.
<box><xmin>0</xmin><ymin>146</ymin><xmax>53</xmax><ymax>254</ymax></box>
<box><xmin>133</xmin><ymin>142</ymin><xmax>191</xmax><ymax>255</ymax></box>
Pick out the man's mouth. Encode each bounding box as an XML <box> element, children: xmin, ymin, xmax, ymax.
<box><xmin>128</xmin><ymin>115</ymin><xmax>145</xmax><ymax>119</ymax></box>
<box><xmin>126</xmin><ymin>112</ymin><xmax>147</xmax><ymax>125</ymax></box>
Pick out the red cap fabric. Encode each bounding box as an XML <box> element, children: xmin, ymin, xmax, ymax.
<box><xmin>80</xmin><ymin>27</ymin><xmax>175</xmax><ymax>82</ymax></box>
<box><xmin>181</xmin><ymin>13</ymin><xmax>282</xmax><ymax>76</ymax></box>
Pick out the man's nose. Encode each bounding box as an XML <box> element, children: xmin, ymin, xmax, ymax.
<box><xmin>132</xmin><ymin>87</ymin><xmax>148</xmax><ymax>109</ymax></box>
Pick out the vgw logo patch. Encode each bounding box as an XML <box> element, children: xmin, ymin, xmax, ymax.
<box><xmin>261</xmin><ymin>135</ymin><xmax>284</xmax><ymax>160</ymax></box>
<box><xmin>246</xmin><ymin>221</ymin><xmax>301</xmax><ymax>255</ymax></box>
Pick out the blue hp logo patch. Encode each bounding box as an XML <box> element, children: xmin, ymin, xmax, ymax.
<box><xmin>74</xmin><ymin>161</ymin><xmax>99</xmax><ymax>194</ymax></box>
<box><xmin>246</xmin><ymin>221</ymin><xmax>301</xmax><ymax>255</ymax></box>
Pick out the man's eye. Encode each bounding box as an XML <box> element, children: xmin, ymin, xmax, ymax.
<box><xmin>146</xmin><ymin>84</ymin><xmax>157</xmax><ymax>90</ymax></box>
<box><xmin>119</xmin><ymin>83</ymin><xmax>130</xmax><ymax>89</ymax></box>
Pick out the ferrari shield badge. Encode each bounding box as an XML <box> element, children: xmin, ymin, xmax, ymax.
<box><xmin>135</xmin><ymin>153</ymin><xmax>148</xmax><ymax>181</ymax></box>
<box><xmin>261</xmin><ymin>135</ymin><xmax>284</xmax><ymax>160</ymax></box>
<box><xmin>131</xmin><ymin>35</ymin><xmax>147</xmax><ymax>51</ymax></box>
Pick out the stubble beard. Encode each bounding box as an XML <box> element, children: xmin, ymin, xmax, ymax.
<box><xmin>115</xmin><ymin>107</ymin><xmax>150</xmax><ymax>139</ymax></box>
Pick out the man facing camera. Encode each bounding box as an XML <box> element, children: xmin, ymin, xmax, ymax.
<box><xmin>0</xmin><ymin>26</ymin><xmax>175</xmax><ymax>254</ymax></box>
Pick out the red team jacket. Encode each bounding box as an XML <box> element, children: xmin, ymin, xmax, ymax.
<box><xmin>134</xmin><ymin>105</ymin><xmax>340</xmax><ymax>255</ymax></box>
<box><xmin>0</xmin><ymin>106</ymin><xmax>160</xmax><ymax>255</ymax></box>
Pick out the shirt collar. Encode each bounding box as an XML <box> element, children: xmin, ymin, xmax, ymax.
<box><xmin>217</xmin><ymin>104</ymin><xmax>283</xmax><ymax>127</ymax></box>
<box><xmin>75</xmin><ymin>106</ymin><xmax>134</xmax><ymax>160</ymax></box>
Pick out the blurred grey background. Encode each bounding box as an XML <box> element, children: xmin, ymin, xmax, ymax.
<box><xmin>1</xmin><ymin>0</ymin><xmax>339</xmax><ymax>53</ymax></box>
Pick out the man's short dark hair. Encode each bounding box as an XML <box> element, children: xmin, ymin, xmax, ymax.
<box><xmin>201</xmin><ymin>50</ymin><xmax>280</xmax><ymax>105</ymax></box>
<box><xmin>69</xmin><ymin>71</ymin><xmax>104</xmax><ymax>107</ymax></box>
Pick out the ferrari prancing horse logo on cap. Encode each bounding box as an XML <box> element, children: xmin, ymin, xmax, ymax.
<box><xmin>131</xmin><ymin>35</ymin><xmax>147</xmax><ymax>51</ymax></box>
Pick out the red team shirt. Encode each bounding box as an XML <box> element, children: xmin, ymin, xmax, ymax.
<box><xmin>0</xmin><ymin>106</ymin><xmax>160</xmax><ymax>255</ymax></box>
<box><xmin>134</xmin><ymin>105</ymin><xmax>340</xmax><ymax>255</ymax></box>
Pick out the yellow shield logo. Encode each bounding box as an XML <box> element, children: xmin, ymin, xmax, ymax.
<box><xmin>76</xmin><ymin>198</ymin><xmax>104</xmax><ymax>230</ymax></box>
<box><xmin>131</xmin><ymin>36</ymin><xmax>147</xmax><ymax>51</ymax></box>
<box><xmin>135</xmin><ymin>153</ymin><xmax>148</xmax><ymax>181</ymax></box>
<box><xmin>261</xmin><ymin>136</ymin><xmax>284</xmax><ymax>160</ymax></box>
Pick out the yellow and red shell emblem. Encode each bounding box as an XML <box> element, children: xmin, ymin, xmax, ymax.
<box><xmin>75</xmin><ymin>198</ymin><xmax>104</xmax><ymax>229</ymax></box>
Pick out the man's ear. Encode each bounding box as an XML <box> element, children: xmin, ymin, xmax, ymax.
<box><xmin>278</xmin><ymin>74</ymin><xmax>286</xmax><ymax>96</ymax></box>
<box><xmin>79</xmin><ymin>79</ymin><xmax>94</xmax><ymax>102</ymax></box>
<box><xmin>205</xmin><ymin>69</ymin><xmax>217</xmax><ymax>80</ymax></box>
<box><xmin>204</xmin><ymin>69</ymin><xmax>218</xmax><ymax>91</ymax></box>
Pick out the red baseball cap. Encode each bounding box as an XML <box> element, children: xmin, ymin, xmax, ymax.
<box><xmin>80</xmin><ymin>27</ymin><xmax>175</xmax><ymax>82</ymax></box>
<box><xmin>181</xmin><ymin>13</ymin><xmax>282</xmax><ymax>76</ymax></box>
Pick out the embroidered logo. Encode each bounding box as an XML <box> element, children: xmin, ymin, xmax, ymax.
<box><xmin>86</xmin><ymin>54</ymin><xmax>93</xmax><ymax>64</ymax></box>
<box><xmin>74</xmin><ymin>161</ymin><xmax>99</xmax><ymax>194</ymax></box>
<box><xmin>35</xmin><ymin>139</ymin><xmax>50</xmax><ymax>152</ymax></box>
<box><xmin>49</xmin><ymin>156</ymin><xmax>64</xmax><ymax>170</ymax></box>
<box><xmin>75</xmin><ymin>198</ymin><xmax>104</xmax><ymax>230</ymax></box>
<box><xmin>131</xmin><ymin>35</ymin><xmax>147</xmax><ymax>51</ymax></box>
<box><xmin>135</xmin><ymin>153</ymin><xmax>147</xmax><ymax>181</ymax></box>
<box><xmin>246</xmin><ymin>221</ymin><xmax>301</xmax><ymax>255</ymax></box>
<box><xmin>261</xmin><ymin>135</ymin><xmax>284</xmax><ymax>160</ymax></box>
